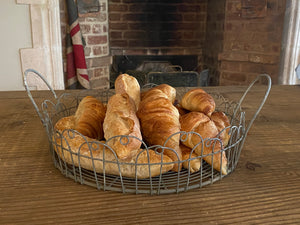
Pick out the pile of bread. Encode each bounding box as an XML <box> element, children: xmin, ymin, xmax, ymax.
<box><xmin>54</xmin><ymin>74</ymin><xmax>230</xmax><ymax>179</ymax></box>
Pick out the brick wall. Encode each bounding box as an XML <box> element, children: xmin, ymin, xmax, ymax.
<box><xmin>59</xmin><ymin>0</ymin><xmax>286</xmax><ymax>88</ymax></box>
<box><xmin>203</xmin><ymin>0</ymin><xmax>226</xmax><ymax>86</ymax></box>
<box><xmin>218</xmin><ymin>0</ymin><xmax>286</xmax><ymax>85</ymax></box>
<box><xmin>60</xmin><ymin>0</ymin><xmax>110</xmax><ymax>89</ymax></box>
<box><xmin>108</xmin><ymin>0</ymin><xmax>207</xmax><ymax>58</ymax></box>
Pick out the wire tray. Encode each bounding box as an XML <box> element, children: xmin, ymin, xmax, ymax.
<box><xmin>24</xmin><ymin>69</ymin><xmax>271</xmax><ymax>194</ymax></box>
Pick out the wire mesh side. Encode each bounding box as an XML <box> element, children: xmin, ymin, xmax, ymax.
<box><xmin>51</xmin><ymin>144</ymin><xmax>239</xmax><ymax>194</ymax></box>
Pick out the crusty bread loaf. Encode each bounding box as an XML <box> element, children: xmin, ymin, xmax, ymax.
<box><xmin>103</xmin><ymin>93</ymin><xmax>142</xmax><ymax>160</ymax></box>
<box><xmin>180</xmin><ymin>88</ymin><xmax>215</xmax><ymax>117</ymax></box>
<box><xmin>74</xmin><ymin>96</ymin><xmax>106</xmax><ymax>140</ymax></box>
<box><xmin>114</xmin><ymin>73</ymin><xmax>140</xmax><ymax>111</ymax></box>
<box><xmin>180</xmin><ymin>111</ymin><xmax>228</xmax><ymax>175</ymax></box>
<box><xmin>137</xmin><ymin>85</ymin><xmax>182</xmax><ymax>171</ymax></box>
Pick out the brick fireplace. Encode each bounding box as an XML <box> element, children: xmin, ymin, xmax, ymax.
<box><xmin>108</xmin><ymin>0</ymin><xmax>205</xmax><ymax>54</ymax></box>
<box><xmin>59</xmin><ymin>0</ymin><xmax>286</xmax><ymax>89</ymax></box>
<box><xmin>108</xmin><ymin>0</ymin><xmax>206</xmax><ymax>87</ymax></box>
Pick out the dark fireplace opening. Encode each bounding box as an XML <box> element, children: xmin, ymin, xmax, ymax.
<box><xmin>110</xmin><ymin>55</ymin><xmax>209</xmax><ymax>88</ymax></box>
<box><xmin>108</xmin><ymin>0</ymin><xmax>206</xmax><ymax>88</ymax></box>
<box><xmin>109</xmin><ymin>0</ymin><xmax>204</xmax><ymax>49</ymax></box>
<box><xmin>125</xmin><ymin>1</ymin><xmax>182</xmax><ymax>48</ymax></box>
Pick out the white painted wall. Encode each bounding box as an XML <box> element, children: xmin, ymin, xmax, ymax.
<box><xmin>0</xmin><ymin>0</ymin><xmax>31</xmax><ymax>91</ymax></box>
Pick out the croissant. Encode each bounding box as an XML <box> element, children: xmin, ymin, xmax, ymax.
<box><xmin>141</xmin><ymin>84</ymin><xmax>176</xmax><ymax>104</ymax></box>
<box><xmin>74</xmin><ymin>96</ymin><xmax>106</xmax><ymax>140</ymax></box>
<box><xmin>180</xmin><ymin>88</ymin><xmax>215</xmax><ymax>117</ymax></box>
<box><xmin>54</xmin><ymin>116</ymin><xmax>173</xmax><ymax>179</ymax></box>
<box><xmin>153</xmin><ymin>84</ymin><xmax>176</xmax><ymax>103</ymax></box>
<box><xmin>114</xmin><ymin>73</ymin><xmax>140</xmax><ymax>111</ymax></box>
<box><xmin>137</xmin><ymin>85</ymin><xmax>182</xmax><ymax>171</ymax></box>
<box><xmin>103</xmin><ymin>93</ymin><xmax>142</xmax><ymax>160</ymax></box>
<box><xmin>180</xmin><ymin>144</ymin><xmax>201</xmax><ymax>173</ymax></box>
<box><xmin>211</xmin><ymin>111</ymin><xmax>231</xmax><ymax>147</ymax></box>
<box><xmin>180</xmin><ymin>111</ymin><xmax>228</xmax><ymax>175</ymax></box>
<box><xmin>174</xmin><ymin>103</ymin><xmax>190</xmax><ymax>117</ymax></box>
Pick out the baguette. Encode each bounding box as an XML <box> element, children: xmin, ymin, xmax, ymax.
<box><xmin>114</xmin><ymin>73</ymin><xmax>140</xmax><ymax>111</ymax></box>
<box><xmin>103</xmin><ymin>93</ymin><xmax>142</xmax><ymax>160</ymax></box>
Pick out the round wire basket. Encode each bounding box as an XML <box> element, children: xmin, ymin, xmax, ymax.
<box><xmin>24</xmin><ymin>69</ymin><xmax>271</xmax><ymax>195</ymax></box>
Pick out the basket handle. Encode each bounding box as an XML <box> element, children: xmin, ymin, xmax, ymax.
<box><xmin>234</xmin><ymin>74</ymin><xmax>272</xmax><ymax>148</ymax></box>
<box><xmin>23</xmin><ymin>69</ymin><xmax>58</xmax><ymax>125</ymax></box>
<box><xmin>240</xmin><ymin>74</ymin><xmax>271</xmax><ymax>134</ymax></box>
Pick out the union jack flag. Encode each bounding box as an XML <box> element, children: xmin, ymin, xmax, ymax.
<box><xmin>66</xmin><ymin>0</ymin><xmax>90</xmax><ymax>89</ymax></box>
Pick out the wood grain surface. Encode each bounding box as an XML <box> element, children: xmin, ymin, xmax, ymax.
<box><xmin>1</xmin><ymin>85</ymin><xmax>300</xmax><ymax>224</ymax></box>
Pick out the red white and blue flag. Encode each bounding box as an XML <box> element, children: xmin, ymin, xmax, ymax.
<box><xmin>66</xmin><ymin>0</ymin><xmax>90</xmax><ymax>89</ymax></box>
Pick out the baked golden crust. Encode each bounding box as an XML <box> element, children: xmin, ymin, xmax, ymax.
<box><xmin>152</xmin><ymin>84</ymin><xmax>176</xmax><ymax>104</ymax></box>
<box><xmin>211</xmin><ymin>111</ymin><xmax>231</xmax><ymax>147</ymax></box>
<box><xmin>180</xmin><ymin>144</ymin><xmax>201</xmax><ymax>173</ymax></box>
<box><xmin>137</xmin><ymin>86</ymin><xmax>182</xmax><ymax>171</ymax></box>
<box><xmin>52</xmin><ymin>79</ymin><xmax>231</xmax><ymax>178</ymax></box>
<box><xmin>114</xmin><ymin>73</ymin><xmax>140</xmax><ymax>111</ymax></box>
<box><xmin>74</xmin><ymin>96</ymin><xmax>106</xmax><ymax>140</ymax></box>
<box><xmin>174</xmin><ymin>103</ymin><xmax>190</xmax><ymax>117</ymax></box>
<box><xmin>103</xmin><ymin>93</ymin><xmax>142</xmax><ymax>160</ymax></box>
<box><xmin>180</xmin><ymin>88</ymin><xmax>215</xmax><ymax>117</ymax></box>
<box><xmin>54</xmin><ymin>116</ymin><xmax>173</xmax><ymax>179</ymax></box>
<box><xmin>180</xmin><ymin>112</ymin><xmax>228</xmax><ymax>175</ymax></box>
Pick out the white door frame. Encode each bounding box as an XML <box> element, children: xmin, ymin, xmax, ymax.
<box><xmin>279</xmin><ymin>0</ymin><xmax>300</xmax><ymax>85</ymax></box>
<box><xmin>17</xmin><ymin>0</ymin><xmax>65</xmax><ymax>90</ymax></box>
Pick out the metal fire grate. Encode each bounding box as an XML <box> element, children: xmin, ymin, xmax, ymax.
<box><xmin>23</xmin><ymin>69</ymin><xmax>271</xmax><ymax>194</ymax></box>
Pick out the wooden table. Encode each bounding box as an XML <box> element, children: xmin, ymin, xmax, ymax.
<box><xmin>1</xmin><ymin>85</ymin><xmax>300</xmax><ymax>224</ymax></box>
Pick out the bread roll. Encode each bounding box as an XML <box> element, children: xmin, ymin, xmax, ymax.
<box><xmin>180</xmin><ymin>111</ymin><xmax>228</xmax><ymax>175</ymax></box>
<box><xmin>180</xmin><ymin>88</ymin><xmax>215</xmax><ymax>116</ymax></box>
